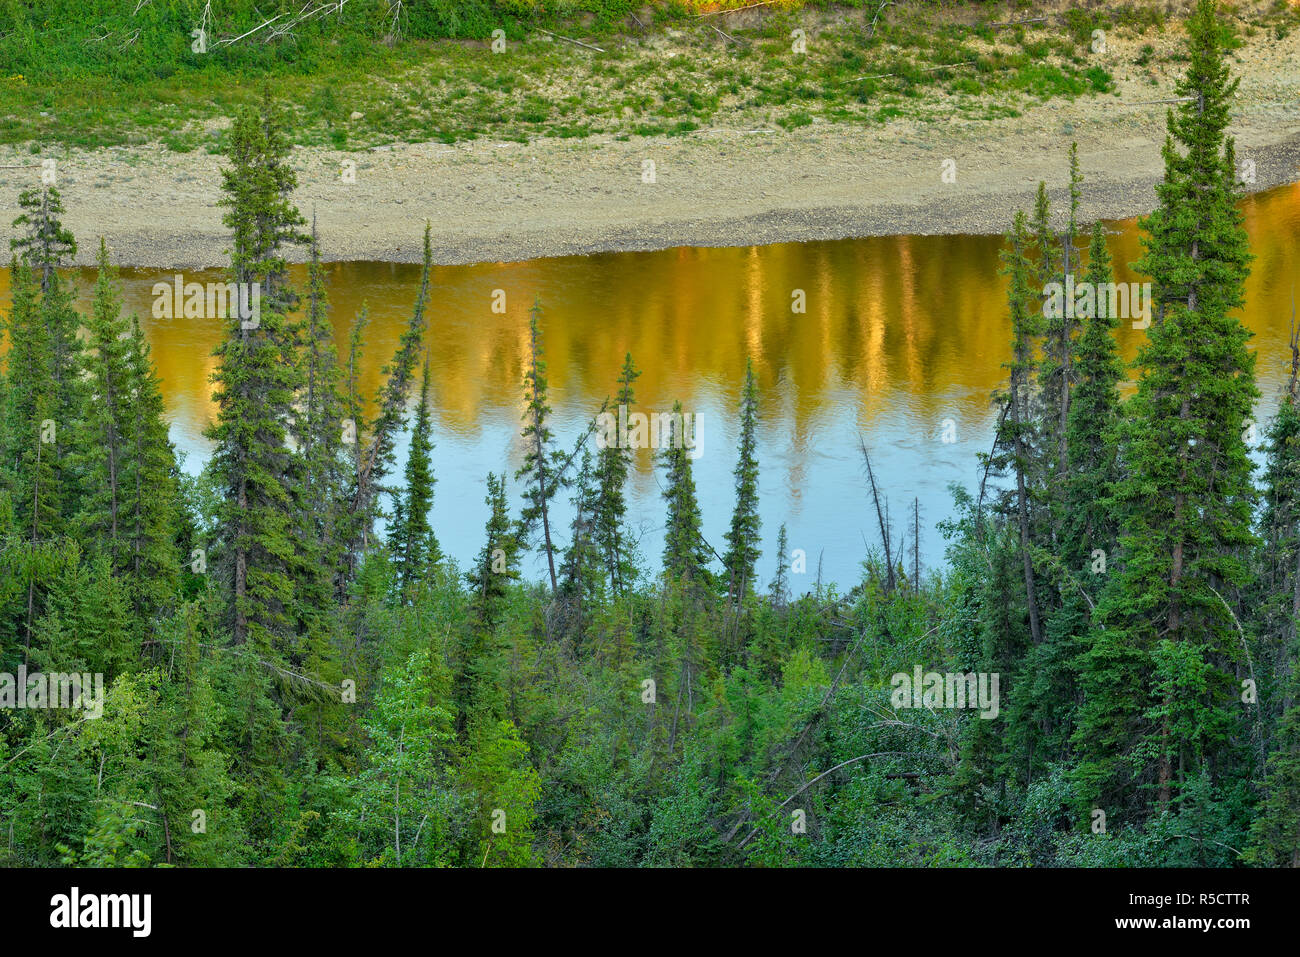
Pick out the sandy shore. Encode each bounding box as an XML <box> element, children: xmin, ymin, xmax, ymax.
<box><xmin>4</xmin><ymin>25</ymin><xmax>1299</xmax><ymax>267</ymax></box>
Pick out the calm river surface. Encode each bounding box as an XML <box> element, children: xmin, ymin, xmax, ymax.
<box><xmin>8</xmin><ymin>181</ymin><xmax>1300</xmax><ymax>587</ymax></box>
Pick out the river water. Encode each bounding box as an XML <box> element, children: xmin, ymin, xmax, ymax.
<box><xmin>7</xmin><ymin>180</ymin><xmax>1300</xmax><ymax>588</ymax></box>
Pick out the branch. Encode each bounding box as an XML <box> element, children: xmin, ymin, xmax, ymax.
<box><xmin>697</xmin><ymin>2</ymin><xmax>771</xmax><ymax>18</ymax></box>
<box><xmin>1165</xmin><ymin>833</ymin><xmax>1244</xmax><ymax>859</ymax></box>
<box><xmin>858</xmin><ymin>436</ymin><xmax>895</xmax><ymax>591</ymax></box>
<box><xmin>990</xmin><ymin>16</ymin><xmax>1046</xmax><ymax>27</ymax></box>
<box><xmin>536</xmin><ymin>27</ymin><xmax>605</xmax><ymax>53</ymax></box>
<box><xmin>1117</xmin><ymin>96</ymin><xmax>1197</xmax><ymax>106</ymax></box>
<box><xmin>866</xmin><ymin>1</ymin><xmax>894</xmax><ymax>40</ymax></box>
<box><xmin>846</xmin><ymin>59</ymin><xmax>976</xmax><ymax>82</ymax></box>
<box><xmin>1209</xmin><ymin>585</ymin><xmax>1259</xmax><ymax>700</ymax></box>
<box><xmin>708</xmin><ymin>23</ymin><xmax>749</xmax><ymax>46</ymax></box>
<box><xmin>218</xmin><ymin>14</ymin><xmax>285</xmax><ymax>46</ymax></box>
<box><xmin>737</xmin><ymin>751</ymin><xmax>933</xmax><ymax>848</ymax></box>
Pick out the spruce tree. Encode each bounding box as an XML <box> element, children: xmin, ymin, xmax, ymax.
<box><xmin>284</xmin><ymin>221</ymin><xmax>348</xmax><ymax>682</ymax></box>
<box><xmin>467</xmin><ymin>472</ymin><xmax>520</xmax><ymax>626</ymax></box>
<box><xmin>1077</xmin><ymin>0</ymin><xmax>1257</xmax><ymax>815</ymax></box>
<box><xmin>204</xmin><ymin>94</ymin><xmax>313</xmax><ymax>808</ymax></box>
<box><xmin>121</xmin><ymin>315</ymin><xmax>182</xmax><ymax>625</ymax></box>
<box><xmin>2</xmin><ymin>258</ymin><xmax>62</xmax><ymax>654</ymax></box>
<box><xmin>387</xmin><ymin>354</ymin><xmax>440</xmax><ymax>596</ymax></box>
<box><xmin>2</xmin><ymin>258</ymin><xmax>60</xmax><ymax>541</ymax></box>
<box><xmin>1031</xmin><ymin>180</ymin><xmax>1057</xmax><ymax>293</ymax></box>
<box><xmin>1039</xmin><ymin>147</ymin><xmax>1084</xmax><ymax>489</ymax></box>
<box><xmin>1010</xmin><ymin>221</ymin><xmax>1127</xmax><ymax>774</ymax></box>
<box><xmin>594</xmin><ymin>352</ymin><xmax>641</xmax><ymax>597</ymax></box>
<box><xmin>769</xmin><ymin>523</ymin><xmax>790</xmax><ymax>607</ymax></box>
<box><xmin>1063</xmin><ymin>221</ymin><xmax>1124</xmax><ymax>576</ymax></box>
<box><xmin>11</xmin><ymin>185</ymin><xmax>83</xmax><ymax>483</ymax></box>
<box><xmin>1245</xmin><ymin>329</ymin><xmax>1300</xmax><ymax>865</ymax></box>
<box><xmin>338</xmin><ymin>305</ymin><xmax>370</xmax><ymax>589</ymax></box>
<box><xmin>516</xmin><ymin>300</ymin><xmax>563</xmax><ymax>593</ymax></box>
<box><xmin>11</xmin><ymin>185</ymin><xmax>76</xmax><ymax>292</ymax></box>
<box><xmin>349</xmin><ymin>226</ymin><xmax>431</xmax><ymax>567</ymax></box>
<box><xmin>74</xmin><ymin>240</ymin><xmax>133</xmax><ymax>569</ymax></box>
<box><xmin>70</xmin><ymin>242</ymin><xmax>181</xmax><ymax>630</ymax></box>
<box><xmin>458</xmin><ymin>472</ymin><xmax>519</xmax><ymax>726</ymax></box>
<box><xmin>207</xmin><ymin>94</ymin><xmax>308</xmax><ymax>653</ymax></box>
<box><xmin>295</xmin><ymin>220</ymin><xmax>350</xmax><ymax>585</ymax></box>
<box><xmin>559</xmin><ymin>447</ymin><xmax>603</xmax><ymax>636</ymax></box>
<box><xmin>992</xmin><ymin>211</ymin><xmax>1044</xmax><ymax>647</ymax></box>
<box><xmin>660</xmin><ymin>400</ymin><xmax>709</xmax><ymax>588</ymax></box>
<box><xmin>1254</xmin><ymin>332</ymin><xmax>1300</xmax><ymax>706</ymax></box>
<box><xmin>723</xmin><ymin>359</ymin><xmax>761</xmax><ymax>604</ymax></box>
<box><xmin>1249</xmin><ymin>689</ymin><xmax>1300</xmax><ymax>866</ymax></box>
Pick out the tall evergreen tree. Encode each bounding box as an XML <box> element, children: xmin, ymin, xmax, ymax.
<box><xmin>67</xmin><ymin>243</ymin><xmax>181</xmax><ymax>630</ymax></box>
<box><xmin>1</xmin><ymin>258</ymin><xmax>62</xmax><ymax>654</ymax></box>
<box><xmin>660</xmin><ymin>400</ymin><xmax>709</xmax><ymax>588</ymax></box>
<box><xmin>295</xmin><ymin>219</ymin><xmax>350</xmax><ymax>586</ymax></box>
<box><xmin>2</xmin><ymin>258</ymin><xmax>60</xmax><ymax>540</ymax></box>
<box><xmin>516</xmin><ymin>300</ymin><xmax>563</xmax><ymax>594</ymax></box>
<box><xmin>458</xmin><ymin>472</ymin><xmax>519</xmax><ymax>726</ymax></box>
<box><xmin>348</xmin><ymin>226</ymin><xmax>431</xmax><ymax>569</ymax></box>
<box><xmin>1076</xmin><ymin>0</ymin><xmax>1257</xmax><ymax>816</ymax></box>
<box><xmin>1245</xmin><ymin>325</ymin><xmax>1300</xmax><ymax>865</ymax></box>
<box><xmin>338</xmin><ymin>305</ymin><xmax>370</xmax><ymax>590</ymax></box>
<box><xmin>1010</xmin><ymin>220</ymin><xmax>1127</xmax><ymax>775</ymax></box>
<box><xmin>723</xmin><ymin>359</ymin><xmax>761</xmax><ymax>604</ymax></box>
<box><xmin>769</xmin><ymin>523</ymin><xmax>790</xmax><ymax>607</ymax></box>
<box><xmin>992</xmin><ymin>211</ymin><xmax>1044</xmax><ymax>647</ymax></box>
<box><xmin>388</xmin><ymin>355</ymin><xmax>440</xmax><ymax>596</ymax></box>
<box><xmin>559</xmin><ymin>447</ymin><xmax>603</xmax><ymax>636</ymax></box>
<box><xmin>594</xmin><ymin>352</ymin><xmax>641</xmax><ymax>597</ymax></box>
<box><xmin>11</xmin><ymin>185</ymin><xmax>83</xmax><ymax>479</ymax></box>
<box><xmin>207</xmin><ymin>93</ymin><xmax>308</xmax><ymax>653</ymax></box>
<box><xmin>1062</xmin><ymin>221</ymin><xmax>1124</xmax><ymax>575</ymax></box>
<box><xmin>121</xmin><ymin>315</ymin><xmax>182</xmax><ymax>625</ymax></box>
<box><xmin>283</xmin><ymin>220</ymin><xmax>348</xmax><ymax>687</ymax></box>
<box><xmin>11</xmin><ymin>185</ymin><xmax>76</xmax><ymax>292</ymax></box>
<box><xmin>74</xmin><ymin>240</ymin><xmax>133</xmax><ymax>569</ymax></box>
<box><xmin>1254</xmin><ymin>326</ymin><xmax>1300</xmax><ymax>708</ymax></box>
<box><xmin>203</xmin><ymin>94</ymin><xmax>313</xmax><ymax>811</ymax></box>
<box><xmin>1039</xmin><ymin>146</ymin><xmax>1084</xmax><ymax>491</ymax></box>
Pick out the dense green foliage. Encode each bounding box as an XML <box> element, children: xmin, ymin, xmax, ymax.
<box><xmin>0</xmin><ymin>1</ymin><xmax>1133</xmax><ymax>150</ymax></box>
<box><xmin>0</xmin><ymin>0</ymin><xmax>1295</xmax><ymax>867</ymax></box>
<box><xmin>0</xmin><ymin>0</ymin><xmax>887</xmax><ymax>82</ymax></box>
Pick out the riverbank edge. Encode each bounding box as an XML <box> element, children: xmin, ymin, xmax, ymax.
<box><xmin>45</xmin><ymin>126</ymin><xmax>1298</xmax><ymax>270</ymax></box>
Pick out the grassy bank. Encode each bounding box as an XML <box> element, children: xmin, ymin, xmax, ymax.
<box><xmin>10</xmin><ymin>2</ymin><xmax>1295</xmax><ymax>152</ymax></box>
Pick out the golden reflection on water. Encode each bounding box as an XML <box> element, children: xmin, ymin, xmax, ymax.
<box><xmin>4</xmin><ymin>181</ymin><xmax>1299</xmax><ymax>584</ymax></box>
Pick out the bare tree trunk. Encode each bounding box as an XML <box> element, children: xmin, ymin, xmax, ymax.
<box><xmin>859</xmin><ymin>439</ymin><xmax>895</xmax><ymax>593</ymax></box>
<box><xmin>1011</xmin><ymin>383</ymin><xmax>1042</xmax><ymax>645</ymax></box>
<box><xmin>535</xmin><ymin>426</ymin><xmax>558</xmax><ymax>594</ymax></box>
<box><xmin>234</xmin><ymin>475</ymin><xmax>249</xmax><ymax>645</ymax></box>
<box><xmin>913</xmin><ymin>497</ymin><xmax>921</xmax><ymax>593</ymax></box>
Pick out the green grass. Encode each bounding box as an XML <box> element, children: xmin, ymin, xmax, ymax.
<box><xmin>5</xmin><ymin>3</ymin><xmax>1228</xmax><ymax>153</ymax></box>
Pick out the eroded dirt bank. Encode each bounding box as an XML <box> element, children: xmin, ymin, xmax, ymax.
<box><xmin>4</xmin><ymin>23</ymin><xmax>1298</xmax><ymax>267</ymax></box>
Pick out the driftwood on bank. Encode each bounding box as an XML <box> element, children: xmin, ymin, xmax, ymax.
<box><xmin>536</xmin><ymin>26</ymin><xmax>605</xmax><ymax>53</ymax></box>
<box><xmin>845</xmin><ymin>59</ymin><xmax>977</xmax><ymax>82</ymax></box>
<box><xmin>696</xmin><ymin>2</ymin><xmax>771</xmax><ymax>18</ymax></box>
